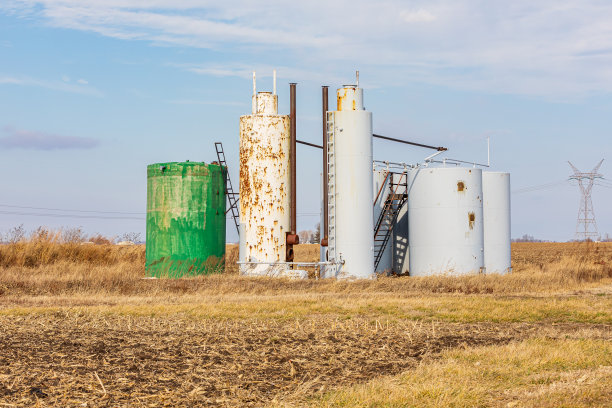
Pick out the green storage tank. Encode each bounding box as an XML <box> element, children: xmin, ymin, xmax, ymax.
<box><xmin>146</xmin><ymin>161</ymin><xmax>227</xmax><ymax>278</ymax></box>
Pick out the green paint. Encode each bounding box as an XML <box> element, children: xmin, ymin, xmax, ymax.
<box><xmin>146</xmin><ymin>162</ymin><xmax>226</xmax><ymax>278</ymax></box>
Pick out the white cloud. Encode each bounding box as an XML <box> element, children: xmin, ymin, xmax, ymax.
<box><xmin>400</xmin><ymin>9</ymin><xmax>436</xmax><ymax>23</ymax></box>
<box><xmin>3</xmin><ymin>1</ymin><xmax>612</xmax><ymax>98</ymax></box>
<box><xmin>0</xmin><ymin>74</ymin><xmax>103</xmax><ymax>96</ymax></box>
<box><xmin>0</xmin><ymin>126</ymin><xmax>99</xmax><ymax>150</ymax></box>
<box><xmin>167</xmin><ymin>99</ymin><xmax>244</xmax><ymax>106</ymax></box>
<box><xmin>76</xmin><ymin>78</ymin><xmax>88</xmax><ymax>84</ymax></box>
<box><xmin>172</xmin><ymin>63</ymin><xmax>348</xmax><ymax>87</ymax></box>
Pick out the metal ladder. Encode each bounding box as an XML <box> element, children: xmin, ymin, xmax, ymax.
<box><xmin>215</xmin><ymin>142</ymin><xmax>240</xmax><ymax>234</ymax></box>
<box><xmin>326</xmin><ymin>112</ymin><xmax>336</xmax><ymax>262</ymax></box>
<box><xmin>373</xmin><ymin>172</ymin><xmax>407</xmax><ymax>270</ymax></box>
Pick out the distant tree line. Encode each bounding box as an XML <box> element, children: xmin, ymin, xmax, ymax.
<box><xmin>512</xmin><ymin>233</ymin><xmax>612</xmax><ymax>243</ymax></box>
<box><xmin>0</xmin><ymin>225</ymin><xmax>143</xmax><ymax>244</ymax></box>
<box><xmin>298</xmin><ymin>223</ymin><xmax>321</xmax><ymax>244</ymax></box>
<box><xmin>512</xmin><ymin>234</ymin><xmax>548</xmax><ymax>243</ymax></box>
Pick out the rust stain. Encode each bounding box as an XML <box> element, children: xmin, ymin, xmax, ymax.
<box><xmin>457</xmin><ymin>181</ymin><xmax>465</xmax><ymax>192</ymax></box>
<box><xmin>239</xmin><ymin>112</ymin><xmax>291</xmax><ymax>265</ymax></box>
<box><xmin>468</xmin><ymin>212</ymin><xmax>476</xmax><ymax>230</ymax></box>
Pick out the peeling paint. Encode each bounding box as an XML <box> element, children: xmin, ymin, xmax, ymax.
<box><xmin>337</xmin><ymin>86</ymin><xmax>364</xmax><ymax>111</ymax></box>
<box><xmin>145</xmin><ymin>162</ymin><xmax>226</xmax><ymax>278</ymax></box>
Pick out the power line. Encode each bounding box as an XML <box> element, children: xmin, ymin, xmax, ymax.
<box><xmin>0</xmin><ymin>203</ymin><xmax>143</xmax><ymax>215</ymax></box>
<box><xmin>0</xmin><ymin>210</ymin><xmax>144</xmax><ymax>220</ymax></box>
<box><xmin>0</xmin><ymin>205</ymin><xmax>320</xmax><ymax>222</ymax></box>
<box><xmin>512</xmin><ymin>180</ymin><xmax>570</xmax><ymax>194</ymax></box>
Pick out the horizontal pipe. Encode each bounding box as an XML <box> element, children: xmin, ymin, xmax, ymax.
<box><xmin>297</xmin><ymin>139</ymin><xmax>323</xmax><ymax>149</ymax></box>
<box><xmin>431</xmin><ymin>158</ymin><xmax>490</xmax><ymax>168</ymax></box>
<box><xmin>301</xmin><ymin>134</ymin><xmax>445</xmax><ymax>151</ymax></box>
<box><xmin>236</xmin><ymin>261</ymin><xmax>341</xmax><ymax>266</ymax></box>
<box><xmin>373</xmin><ymin>134</ymin><xmax>447</xmax><ymax>151</ymax></box>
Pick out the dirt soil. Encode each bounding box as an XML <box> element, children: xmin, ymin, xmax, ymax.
<box><xmin>1</xmin><ymin>314</ymin><xmax>609</xmax><ymax>407</ymax></box>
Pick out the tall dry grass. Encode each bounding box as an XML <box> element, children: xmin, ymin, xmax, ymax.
<box><xmin>0</xmin><ymin>228</ymin><xmax>144</xmax><ymax>268</ymax></box>
<box><xmin>0</xmin><ymin>237</ymin><xmax>610</xmax><ymax>297</ymax></box>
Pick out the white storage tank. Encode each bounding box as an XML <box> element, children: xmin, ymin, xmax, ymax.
<box><xmin>407</xmin><ymin>167</ymin><xmax>484</xmax><ymax>276</ymax></box>
<box><xmin>482</xmin><ymin>172</ymin><xmax>511</xmax><ymax>274</ymax></box>
<box><xmin>239</xmin><ymin>86</ymin><xmax>291</xmax><ymax>276</ymax></box>
<box><xmin>324</xmin><ymin>85</ymin><xmax>374</xmax><ymax>279</ymax></box>
<box><xmin>373</xmin><ymin>169</ymin><xmax>392</xmax><ymax>273</ymax></box>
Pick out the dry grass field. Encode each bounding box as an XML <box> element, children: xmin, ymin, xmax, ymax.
<box><xmin>0</xmin><ymin>236</ymin><xmax>611</xmax><ymax>407</ymax></box>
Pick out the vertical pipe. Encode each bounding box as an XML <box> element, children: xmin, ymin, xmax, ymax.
<box><xmin>322</xmin><ymin>86</ymin><xmax>329</xmax><ymax>246</ymax></box>
<box><xmin>252</xmin><ymin>72</ymin><xmax>257</xmax><ymax>114</ymax></box>
<box><xmin>290</xmin><ymin>83</ymin><xmax>297</xmax><ymax>235</ymax></box>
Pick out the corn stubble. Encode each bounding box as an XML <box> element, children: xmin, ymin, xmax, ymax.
<box><xmin>0</xmin><ymin>236</ymin><xmax>610</xmax><ymax>406</ymax></box>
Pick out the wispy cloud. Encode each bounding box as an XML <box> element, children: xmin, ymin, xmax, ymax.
<box><xmin>167</xmin><ymin>99</ymin><xmax>245</xmax><ymax>106</ymax></box>
<box><xmin>400</xmin><ymin>9</ymin><xmax>437</xmax><ymax>23</ymax></box>
<box><xmin>0</xmin><ymin>74</ymin><xmax>103</xmax><ymax>96</ymax></box>
<box><xmin>0</xmin><ymin>126</ymin><xmax>99</xmax><ymax>150</ymax></box>
<box><xmin>3</xmin><ymin>1</ymin><xmax>612</xmax><ymax>98</ymax></box>
<box><xmin>171</xmin><ymin>63</ymin><xmax>347</xmax><ymax>86</ymax></box>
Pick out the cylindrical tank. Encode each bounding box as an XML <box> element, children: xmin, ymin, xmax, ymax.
<box><xmin>407</xmin><ymin>167</ymin><xmax>484</xmax><ymax>276</ymax></box>
<box><xmin>239</xmin><ymin>91</ymin><xmax>291</xmax><ymax>276</ymax></box>
<box><xmin>483</xmin><ymin>172</ymin><xmax>511</xmax><ymax>274</ymax></box>
<box><xmin>373</xmin><ymin>169</ymin><xmax>392</xmax><ymax>273</ymax></box>
<box><xmin>328</xmin><ymin>85</ymin><xmax>374</xmax><ymax>279</ymax></box>
<box><xmin>146</xmin><ymin>162</ymin><xmax>226</xmax><ymax>278</ymax></box>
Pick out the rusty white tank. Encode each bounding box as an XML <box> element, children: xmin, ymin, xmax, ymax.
<box><xmin>239</xmin><ymin>75</ymin><xmax>291</xmax><ymax>276</ymax></box>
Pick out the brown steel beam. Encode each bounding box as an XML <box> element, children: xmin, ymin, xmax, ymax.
<box><xmin>287</xmin><ymin>82</ymin><xmax>298</xmax><ymax>262</ymax></box>
<box><xmin>373</xmin><ymin>133</ymin><xmax>447</xmax><ymax>151</ymax></box>
<box><xmin>297</xmin><ymin>139</ymin><xmax>323</xmax><ymax>149</ymax></box>
<box><xmin>290</xmin><ymin>83</ymin><xmax>297</xmax><ymax>234</ymax></box>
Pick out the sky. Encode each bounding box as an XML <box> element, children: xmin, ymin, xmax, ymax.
<box><xmin>0</xmin><ymin>0</ymin><xmax>611</xmax><ymax>242</ymax></box>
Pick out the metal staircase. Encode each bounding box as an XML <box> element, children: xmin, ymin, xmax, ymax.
<box><xmin>326</xmin><ymin>112</ymin><xmax>336</xmax><ymax>262</ymax></box>
<box><xmin>373</xmin><ymin>172</ymin><xmax>407</xmax><ymax>270</ymax></box>
<box><xmin>214</xmin><ymin>142</ymin><xmax>240</xmax><ymax>234</ymax></box>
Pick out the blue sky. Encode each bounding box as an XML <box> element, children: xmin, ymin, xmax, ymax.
<box><xmin>0</xmin><ymin>0</ymin><xmax>611</xmax><ymax>242</ymax></box>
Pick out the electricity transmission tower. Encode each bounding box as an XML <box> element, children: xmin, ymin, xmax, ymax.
<box><xmin>568</xmin><ymin>159</ymin><xmax>604</xmax><ymax>241</ymax></box>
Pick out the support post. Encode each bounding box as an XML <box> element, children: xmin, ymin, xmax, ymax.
<box><xmin>287</xmin><ymin>82</ymin><xmax>299</xmax><ymax>261</ymax></box>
